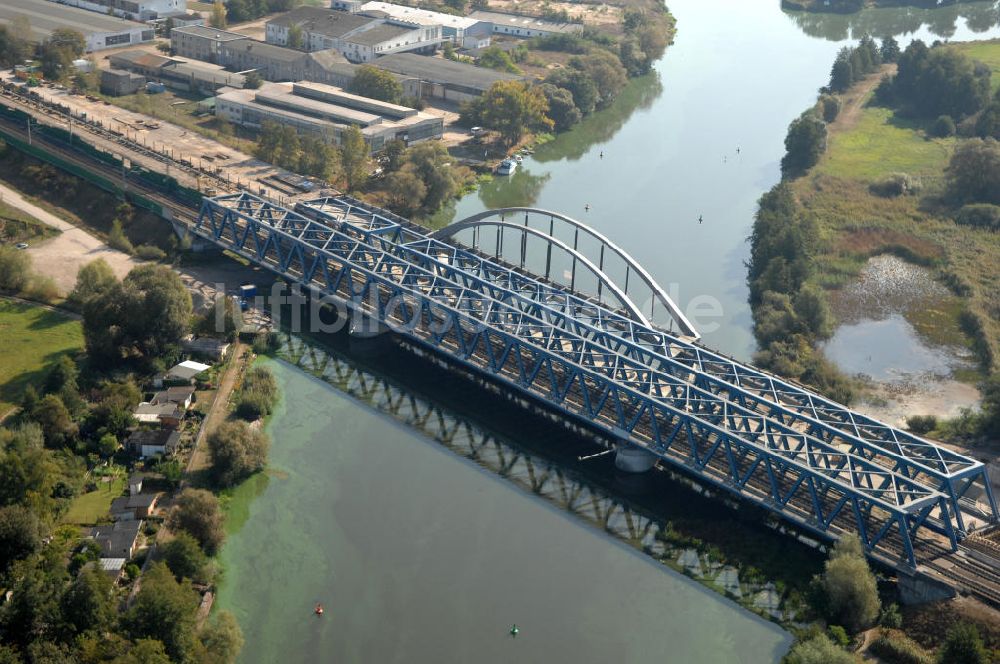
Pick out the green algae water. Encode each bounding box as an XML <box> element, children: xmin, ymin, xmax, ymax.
<box><xmin>217</xmin><ymin>1</ymin><xmax>1000</xmax><ymax>661</ymax></box>
<box><xmin>217</xmin><ymin>356</ymin><xmax>792</xmax><ymax>663</ymax></box>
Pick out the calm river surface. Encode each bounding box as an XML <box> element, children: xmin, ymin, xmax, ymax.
<box><xmin>217</xmin><ymin>2</ymin><xmax>1000</xmax><ymax>662</ymax></box>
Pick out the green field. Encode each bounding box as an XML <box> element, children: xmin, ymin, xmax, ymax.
<box><xmin>957</xmin><ymin>39</ymin><xmax>1000</xmax><ymax>94</ymax></box>
<box><xmin>794</xmin><ymin>39</ymin><xmax>1000</xmax><ymax>372</ymax></box>
<box><xmin>62</xmin><ymin>474</ymin><xmax>126</xmax><ymax>525</ymax></box>
<box><xmin>815</xmin><ymin>106</ymin><xmax>956</xmax><ymax>182</ymax></box>
<box><xmin>0</xmin><ymin>299</ymin><xmax>83</xmax><ymax>418</ymax></box>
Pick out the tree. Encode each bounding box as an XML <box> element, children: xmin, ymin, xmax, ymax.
<box><xmin>380</xmin><ymin>139</ymin><xmax>406</xmax><ymax>173</ymax></box>
<box><xmin>243</xmin><ymin>70</ymin><xmax>263</xmax><ymax>89</ymax></box>
<box><xmin>545</xmin><ymin>68</ymin><xmax>598</xmax><ymax>115</ymax></box>
<box><xmin>781</xmin><ymin>112</ymin><xmax>827</xmax><ymax>177</ymax></box>
<box><xmin>0</xmin><ymin>505</ymin><xmax>42</xmax><ymax>573</ymax></box>
<box><xmin>938</xmin><ymin>623</ymin><xmax>988</xmax><ymax>664</ymax></box>
<box><xmin>783</xmin><ymin>632</ymin><xmax>856</xmax><ymax>664</ymax></box>
<box><xmin>83</xmin><ymin>264</ymin><xmax>192</xmax><ymax>362</ymax></box>
<box><xmin>349</xmin><ymin>65</ymin><xmax>403</xmax><ymax>104</ymax></box>
<box><xmin>210</xmin><ymin>1</ymin><xmax>227</xmax><ymax>29</ymax></box>
<box><xmin>124</xmin><ymin>563</ymin><xmax>199</xmax><ymax>662</ymax></box>
<box><xmin>477</xmin><ymin>46</ymin><xmax>522</xmax><ymax>74</ymax></box>
<box><xmin>400</xmin><ymin>142</ymin><xmax>466</xmax><ymax>213</ymax></box>
<box><xmin>38</xmin><ymin>29</ymin><xmax>85</xmax><ymax>80</ymax></box>
<box><xmin>161</xmin><ymin>532</ymin><xmax>208</xmax><ymax>583</ymax></box>
<box><xmin>298</xmin><ymin>136</ymin><xmax>340</xmax><ymax>181</ymax></box>
<box><xmin>69</xmin><ymin>258</ymin><xmax>117</xmax><ymax>308</ymax></box>
<box><xmin>539</xmin><ymin>84</ymin><xmax>581</xmax><ymax>131</ymax></box>
<box><xmin>465</xmin><ymin>80</ymin><xmax>553</xmax><ymax>146</ymax></box>
<box><xmin>32</xmin><ymin>394</ymin><xmax>76</xmax><ymax>448</ymax></box>
<box><xmin>569</xmin><ymin>51</ymin><xmax>627</xmax><ymax>108</ymax></box>
<box><xmin>339</xmin><ymin>125</ymin><xmax>370</xmax><ymax>191</ymax></box>
<box><xmin>945</xmin><ymin>138</ymin><xmax>1000</xmax><ymax>205</ymax></box>
<box><xmin>821</xmin><ymin>535</ymin><xmax>880</xmax><ymax>633</ymax></box>
<box><xmin>383</xmin><ymin>164</ymin><xmax>427</xmax><ymax>217</ymax></box>
<box><xmin>0</xmin><ymin>25</ymin><xmax>30</xmax><ymax>68</ymax></box>
<box><xmin>44</xmin><ymin>355</ymin><xmax>78</xmax><ymax>398</ymax></box>
<box><xmin>195</xmin><ymin>611</ymin><xmax>244</xmax><ymax>664</ymax></box>
<box><xmin>0</xmin><ymin>245</ymin><xmax>32</xmax><ymax>292</ymax></box>
<box><xmin>980</xmin><ymin>373</ymin><xmax>1000</xmax><ymax>438</ymax></box>
<box><xmin>168</xmin><ymin>489</ymin><xmax>226</xmax><ymax>555</ymax></box>
<box><xmin>60</xmin><ymin>568</ymin><xmax>114</xmax><ymax>636</ymax></box>
<box><xmin>207</xmin><ymin>420</ymin><xmax>269</xmax><ymax>487</ymax></box>
<box><xmin>880</xmin><ymin>35</ymin><xmax>900</xmax><ymax>63</ymax></box>
<box><xmin>829</xmin><ymin>49</ymin><xmax>854</xmax><ymax>93</ymax></box>
<box><xmin>287</xmin><ymin>23</ymin><xmax>304</xmax><ymax>49</ymax></box>
<box><xmin>110</xmin><ymin>639</ymin><xmax>172</xmax><ymax>664</ymax></box>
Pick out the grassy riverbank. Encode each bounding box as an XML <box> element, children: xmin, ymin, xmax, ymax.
<box><xmin>792</xmin><ymin>43</ymin><xmax>1000</xmax><ymax>375</ymax></box>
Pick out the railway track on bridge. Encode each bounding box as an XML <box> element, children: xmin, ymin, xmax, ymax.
<box><xmin>4</xmin><ymin>84</ymin><xmax>1000</xmax><ymax>610</ymax></box>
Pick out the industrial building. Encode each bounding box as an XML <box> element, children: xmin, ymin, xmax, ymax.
<box><xmin>467</xmin><ymin>10</ymin><xmax>583</xmax><ymax>38</ymax></box>
<box><xmin>372</xmin><ymin>52</ymin><xmax>524</xmax><ymax>103</ymax></box>
<box><xmin>53</xmin><ymin>0</ymin><xmax>187</xmax><ymax>22</ymax></box>
<box><xmin>354</xmin><ymin>2</ymin><xmax>492</xmax><ymax>48</ymax></box>
<box><xmin>109</xmin><ymin>50</ymin><xmax>245</xmax><ymax>93</ymax></box>
<box><xmin>265</xmin><ymin>6</ymin><xmax>442</xmax><ymax>62</ymax></box>
<box><xmin>215</xmin><ymin>81</ymin><xmax>443</xmax><ymax>152</ymax></box>
<box><xmin>100</xmin><ymin>68</ymin><xmax>146</xmax><ymax>95</ymax></box>
<box><xmin>0</xmin><ymin>0</ymin><xmax>155</xmax><ymax>52</ymax></box>
<box><xmin>169</xmin><ymin>25</ymin><xmax>250</xmax><ymax>64</ymax></box>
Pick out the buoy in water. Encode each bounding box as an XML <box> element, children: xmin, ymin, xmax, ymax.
<box><xmin>315</xmin><ymin>604</ymin><xmax>324</xmax><ymax>616</ymax></box>
<box><xmin>510</xmin><ymin>624</ymin><xmax>519</xmax><ymax>637</ymax></box>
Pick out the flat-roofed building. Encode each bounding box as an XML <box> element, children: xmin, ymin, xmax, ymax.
<box><xmin>357</xmin><ymin>2</ymin><xmax>491</xmax><ymax>48</ymax></box>
<box><xmin>467</xmin><ymin>10</ymin><xmax>583</xmax><ymax>38</ymax></box>
<box><xmin>372</xmin><ymin>52</ymin><xmax>524</xmax><ymax>103</ymax></box>
<box><xmin>265</xmin><ymin>7</ymin><xmax>441</xmax><ymax>63</ymax></box>
<box><xmin>170</xmin><ymin>25</ymin><xmax>249</xmax><ymax>63</ymax></box>
<box><xmin>109</xmin><ymin>50</ymin><xmax>245</xmax><ymax>93</ymax></box>
<box><xmin>55</xmin><ymin>0</ymin><xmax>187</xmax><ymax>23</ymax></box>
<box><xmin>215</xmin><ymin>80</ymin><xmax>442</xmax><ymax>152</ymax></box>
<box><xmin>0</xmin><ymin>0</ymin><xmax>155</xmax><ymax>52</ymax></box>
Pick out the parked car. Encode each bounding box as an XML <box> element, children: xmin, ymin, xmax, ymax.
<box><xmin>15</xmin><ymin>243</ymin><xmax>28</xmax><ymax>250</ymax></box>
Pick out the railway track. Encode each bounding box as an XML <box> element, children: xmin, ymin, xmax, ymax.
<box><xmin>7</xmin><ymin>87</ymin><xmax>1000</xmax><ymax>610</ymax></box>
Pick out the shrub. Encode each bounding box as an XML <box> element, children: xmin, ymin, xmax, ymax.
<box><xmin>135</xmin><ymin>244</ymin><xmax>167</xmax><ymax>261</ymax></box>
<box><xmin>206</xmin><ymin>420</ymin><xmax>269</xmax><ymax>487</ymax></box>
<box><xmin>905</xmin><ymin>415</ymin><xmax>937</xmax><ymax>435</ymax></box>
<box><xmin>107</xmin><ymin>219</ymin><xmax>134</xmax><ymax>253</ymax></box>
<box><xmin>870</xmin><ymin>172</ymin><xmax>920</xmax><ymax>197</ymax></box>
<box><xmin>869</xmin><ymin>630</ymin><xmax>933</xmax><ymax>664</ymax></box>
<box><xmin>234</xmin><ymin>366</ymin><xmax>278</xmax><ymax>421</ymax></box>
<box><xmin>0</xmin><ymin>244</ymin><xmax>32</xmax><ymax>292</ymax></box>
<box><xmin>930</xmin><ymin>114</ymin><xmax>956</xmax><ymax>137</ymax></box>
<box><xmin>828</xmin><ymin>625</ymin><xmax>849</xmax><ymax>648</ymax></box>
<box><xmin>879</xmin><ymin>603</ymin><xmax>903</xmax><ymax>629</ymax></box>
<box><xmin>954</xmin><ymin>204</ymin><xmax>1000</xmax><ymax>230</ymax></box>
<box><xmin>24</xmin><ymin>274</ymin><xmax>60</xmax><ymax>303</ymax></box>
<box><xmin>821</xmin><ymin>95</ymin><xmax>841</xmax><ymax>123</ymax></box>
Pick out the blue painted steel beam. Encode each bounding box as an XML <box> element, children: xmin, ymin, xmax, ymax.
<box><xmin>188</xmin><ymin>194</ymin><xmax>981</xmax><ymax>567</ymax></box>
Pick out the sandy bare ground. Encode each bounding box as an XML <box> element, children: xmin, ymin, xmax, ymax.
<box><xmin>0</xmin><ymin>181</ymin><xmax>143</xmax><ymax>295</ymax></box>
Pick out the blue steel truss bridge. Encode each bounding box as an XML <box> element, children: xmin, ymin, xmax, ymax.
<box><xmin>194</xmin><ymin>192</ymin><xmax>998</xmax><ymax>590</ymax></box>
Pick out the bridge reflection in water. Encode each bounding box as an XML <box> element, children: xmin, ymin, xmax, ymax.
<box><xmin>277</xmin><ymin>331</ymin><xmax>797</xmax><ymax>620</ymax></box>
<box><xmin>195</xmin><ymin>192</ymin><xmax>996</xmax><ymax>572</ymax></box>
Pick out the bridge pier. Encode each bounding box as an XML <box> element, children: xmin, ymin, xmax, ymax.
<box><xmin>614</xmin><ymin>447</ymin><xmax>658</xmax><ymax>473</ymax></box>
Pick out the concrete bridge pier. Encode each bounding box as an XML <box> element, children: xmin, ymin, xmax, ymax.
<box><xmin>615</xmin><ymin>446</ymin><xmax>658</xmax><ymax>473</ymax></box>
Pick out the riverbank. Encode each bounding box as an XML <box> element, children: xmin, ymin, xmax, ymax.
<box><xmin>215</xmin><ymin>338</ymin><xmax>794</xmax><ymax>663</ymax></box>
<box><xmin>748</xmin><ymin>38</ymin><xmax>1000</xmax><ymax>431</ymax></box>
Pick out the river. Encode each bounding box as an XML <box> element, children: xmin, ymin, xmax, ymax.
<box><xmin>217</xmin><ymin>2</ymin><xmax>1000</xmax><ymax>662</ymax></box>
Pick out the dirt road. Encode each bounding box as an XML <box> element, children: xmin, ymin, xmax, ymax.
<box><xmin>0</xmin><ymin>181</ymin><xmax>142</xmax><ymax>294</ymax></box>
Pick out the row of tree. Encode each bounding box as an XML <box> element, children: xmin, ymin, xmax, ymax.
<box><xmin>875</xmin><ymin>39</ymin><xmax>992</xmax><ymax>121</ymax></box>
<box><xmin>828</xmin><ymin>34</ymin><xmax>895</xmax><ymax>93</ymax></box>
<box><xmin>0</xmin><ymin>22</ymin><xmax>87</xmax><ymax>81</ymax></box>
<box><xmin>460</xmin><ymin>7</ymin><xmax>671</xmax><ymax>142</ymax></box>
<box><xmin>747</xmin><ymin>184</ymin><xmax>854</xmax><ymax>404</ymax></box>
<box><xmin>254</xmin><ymin>121</ymin><xmax>369</xmax><ymax>189</ymax></box>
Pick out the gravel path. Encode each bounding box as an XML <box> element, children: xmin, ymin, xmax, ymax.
<box><xmin>0</xmin><ymin>181</ymin><xmax>142</xmax><ymax>294</ymax></box>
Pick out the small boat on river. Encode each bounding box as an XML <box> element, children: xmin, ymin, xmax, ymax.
<box><xmin>496</xmin><ymin>158</ymin><xmax>517</xmax><ymax>176</ymax></box>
